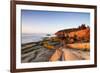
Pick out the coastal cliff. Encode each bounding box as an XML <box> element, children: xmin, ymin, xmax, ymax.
<box><xmin>55</xmin><ymin>24</ymin><xmax>90</xmax><ymax>43</ymax></box>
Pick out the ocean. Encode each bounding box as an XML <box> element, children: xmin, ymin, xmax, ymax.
<box><xmin>21</xmin><ymin>33</ymin><xmax>56</xmax><ymax>44</ymax></box>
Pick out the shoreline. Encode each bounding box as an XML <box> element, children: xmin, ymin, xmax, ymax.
<box><xmin>21</xmin><ymin>40</ymin><xmax>90</xmax><ymax>50</ymax></box>
<box><xmin>21</xmin><ymin>39</ymin><xmax>90</xmax><ymax>62</ymax></box>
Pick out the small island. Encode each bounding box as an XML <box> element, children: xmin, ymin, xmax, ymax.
<box><xmin>21</xmin><ymin>24</ymin><xmax>90</xmax><ymax>63</ymax></box>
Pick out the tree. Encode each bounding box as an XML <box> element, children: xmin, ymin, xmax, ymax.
<box><xmin>81</xmin><ymin>24</ymin><xmax>86</xmax><ymax>29</ymax></box>
<box><xmin>78</xmin><ymin>24</ymin><xmax>86</xmax><ymax>29</ymax></box>
<box><xmin>87</xmin><ymin>25</ymin><xmax>90</xmax><ymax>29</ymax></box>
<box><xmin>73</xmin><ymin>34</ymin><xmax>77</xmax><ymax>42</ymax></box>
<box><xmin>65</xmin><ymin>33</ymin><xmax>69</xmax><ymax>44</ymax></box>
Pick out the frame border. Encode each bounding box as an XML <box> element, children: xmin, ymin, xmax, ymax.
<box><xmin>10</xmin><ymin>1</ymin><xmax>97</xmax><ymax>72</ymax></box>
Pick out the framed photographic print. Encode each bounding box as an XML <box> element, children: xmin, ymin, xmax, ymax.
<box><xmin>10</xmin><ymin>0</ymin><xmax>97</xmax><ymax>72</ymax></box>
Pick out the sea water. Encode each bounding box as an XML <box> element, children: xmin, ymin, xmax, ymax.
<box><xmin>22</xmin><ymin>33</ymin><xmax>56</xmax><ymax>44</ymax></box>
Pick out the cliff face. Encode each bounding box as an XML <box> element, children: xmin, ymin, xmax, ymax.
<box><xmin>55</xmin><ymin>24</ymin><xmax>90</xmax><ymax>43</ymax></box>
<box><xmin>68</xmin><ymin>28</ymin><xmax>90</xmax><ymax>40</ymax></box>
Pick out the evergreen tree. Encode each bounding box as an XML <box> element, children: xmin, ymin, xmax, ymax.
<box><xmin>74</xmin><ymin>34</ymin><xmax>77</xmax><ymax>42</ymax></box>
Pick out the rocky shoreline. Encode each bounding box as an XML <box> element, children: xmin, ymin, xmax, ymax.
<box><xmin>21</xmin><ymin>40</ymin><xmax>56</xmax><ymax>63</ymax></box>
<box><xmin>21</xmin><ymin>39</ymin><xmax>90</xmax><ymax>63</ymax></box>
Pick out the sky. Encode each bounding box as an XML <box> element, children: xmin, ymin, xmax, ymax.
<box><xmin>21</xmin><ymin>10</ymin><xmax>90</xmax><ymax>34</ymax></box>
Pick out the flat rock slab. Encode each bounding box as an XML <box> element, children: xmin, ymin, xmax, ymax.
<box><xmin>21</xmin><ymin>46</ymin><xmax>90</xmax><ymax>63</ymax></box>
<box><xmin>21</xmin><ymin>46</ymin><xmax>55</xmax><ymax>63</ymax></box>
<box><xmin>50</xmin><ymin>48</ymin><xmax>90</xmax><ymax>61</ymax></box>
